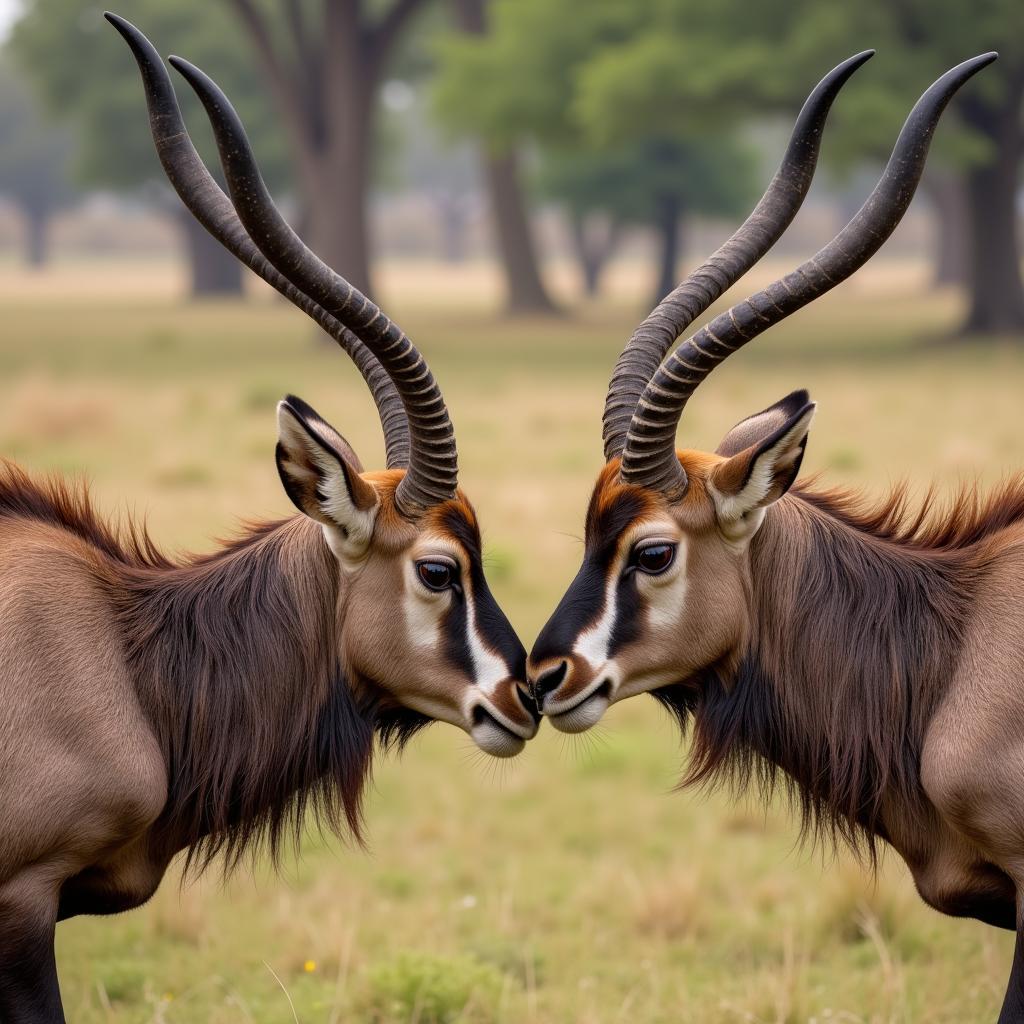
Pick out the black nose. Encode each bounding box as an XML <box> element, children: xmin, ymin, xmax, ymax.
<box><xmin>532</xmin><ymin>661</ymin><xmax>568</xmax><ymax>705</ymax></box>
<box><xmin>516</xmin><ymin>683</ymin><xmax>542</xmax><ymax>723</ymax></box>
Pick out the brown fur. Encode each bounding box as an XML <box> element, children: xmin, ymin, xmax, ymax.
<box><xmin>659</xmin><ymin>478</ymin><xmax>1023</xmax><ymax>859</ymax></box>
<box><xmin>0</xmin><ymin>462</ymin><xmax>425</xmax><ymax>877</ymax></box>
<box><xmin>532</xmin><ymin>444</ymin><xmax>1024</xmax><ymax>968</ymax></box>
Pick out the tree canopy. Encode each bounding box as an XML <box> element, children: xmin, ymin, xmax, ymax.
<box><xmin>8</xmin><ymin>0</ymin><xmax>288</xmax><ymax>193</ymax></box>
<box><xmin>434</xmin><ymin>0</ymin><xmax>1024</xmax><ymax>330</ymax></box>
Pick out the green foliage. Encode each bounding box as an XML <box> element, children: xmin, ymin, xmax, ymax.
<box><xmin>7</xmin><ymin>0</ymin><xmax>287</xmax><ymax>193</ymax></box>
<box><xmin>434</xmin><ymin>0</ymin><xmax>1023</xmax><ymax>230</ymax></box>
<box><xmin>432</xmin><ymin>0</ymin><xmax>768</xmax><ymax>238</ymax></box>
<box><xmin>358</xmin><ymin>951</ymin><xmax>506</xmax><ymax>1024</ymax></box>
<box><xmin>537</xmin><ymin>138</ymin><xmax>757</xmax><ymax>227</ymax></box>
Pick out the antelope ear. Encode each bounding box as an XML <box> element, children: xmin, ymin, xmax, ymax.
<box><xmin>709</xmin><ymin>392</ymin><xmax>815</xmax><ymax>530</ymax></box>
<box><xmin>275</xmin><ymin>395</ymin><xmax>379</xmax><ymax>554</ymax></box>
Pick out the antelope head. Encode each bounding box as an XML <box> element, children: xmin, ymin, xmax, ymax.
<box><xmin>111</xmin><ymin>15</ymin><xmax>538</xmax><ymax>757</ymax></box>
<box><xmin>527</xmin><ymin>52</ymin><xmax>995</xmax><ymax>733</ymax></box>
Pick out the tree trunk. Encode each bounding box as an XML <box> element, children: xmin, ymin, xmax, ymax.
<box><xmin>960</xmin><ymin>75</ymin><xmax>1024</xmax><ymax>336</ymax></box>
<box><xmin>314</xmin><ymin>1</ymin><xmax>375</xmax><ymax>296</ymax></box>
<box><xmin>652</xmin><ymin>196</ymin><xmax>682</xmax><ymax>308</ymax></box>
<box><xmin>178</xmin><ymin>209</ymin><xmax>244</xmax><ymax>297</ymax></box>
<box><xmin>570</xmin><ymin>212</ymin><xmax>602</xmax><ymax>296</ymax></box>
<box><xmin>924</xmin><ymin>171</ymin><xmax>969</xmax><ymax>289</ymax></box>
<box><xmin>436</xmin><ymin>193</ymin><xmax>469</xmax><ymax>263</ymax></box>
<box><xmin>229</xmin><ymin>0</ymin><xmax>433</xmax><ymax>304</ymax></box>
<box><xmin>22</xmin><ymin>206</ymin><xmax>48</xmax><ymax>268</ymax></box>
<box><xmin>451</xmin><ymin>0</ymin><xmax>558</xmax><ymax>315</ymax></box>
<box><xmin>569</xmin><ymin>211</ymin><xmax>622</xmax><ymax>297</ymax></box>
<box><xmin>482</xmin><ymin>150</ymin><xmax>558</xmax><ymax>314</ymax></box>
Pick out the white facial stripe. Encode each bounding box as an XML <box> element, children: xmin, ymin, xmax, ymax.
<box><xmin>464</xmin><ymin>591</ymin><xmax>509</xmax><ymax>697</ymax></box>
<box><xmin>404</xmin><ymin>562</ymin><xmax>445</xmax><ymax>653</ymax></box>
<box><xmin>403</xmin><ymin>536</ymin><xmax>458</xmax><ymax>658</ymax></box>
<box><xmin>645</xmin><ymin>536</ymin><xmax>688</xmax><ymax>631</ymax></box>
<box><xmin>574</xmin><ymin>569</ymin><xmax>618</xmax><ymax>668</ymax></box>
<box><xmin>574</xmin><ymin>518</ymin><xmax>683</xmax><ymax>668</ymax></box>
<box><xmin>404</xmin><ymin>534</ymin><xmax>510</xmax><ymax>698</ymax></box>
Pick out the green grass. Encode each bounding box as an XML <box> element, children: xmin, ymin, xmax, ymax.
<box><xmin>3</xmin><ymin>259</ymin><xmax>1022</xmax><ymax>1022</ymax></box>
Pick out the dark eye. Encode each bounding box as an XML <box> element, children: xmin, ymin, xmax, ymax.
<box><xmin>633</xmin><ymin>543</ymin><xmax>676</xmax><ymax>575</ymax></box>
<box><xmin>417</xmin><ymin>560</ymin><xmax>455</xmax><ymax>592</ymax></box>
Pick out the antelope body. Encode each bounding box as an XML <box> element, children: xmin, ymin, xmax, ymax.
<box><xmin>525</xmin><ymin>52</ymin><xmax>1024</xmax><ymax>1021</ymax></box>
<box><xmin>0</xmin><ymin>17</ymin><xmax>537</xmax><ymax>1023</ymax></box>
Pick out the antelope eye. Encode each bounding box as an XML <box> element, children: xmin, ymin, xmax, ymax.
<box><xmin>417</xmin><ymin>559</ymin><xmax>455</xmax><ymax>592</ymax></box>
<box><xmin>633</xmin><ymin>543</ymin><xmax>676</xmax><ymax>575</ymax></box>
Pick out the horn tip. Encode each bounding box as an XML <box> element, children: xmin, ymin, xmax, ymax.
<box><xmin>104</xmin><ymin>12</ymin><xmax>157</xmax><ymax>67</ymax></box>
<box><xmin>104</xmin><ymin>11</ymin><xmax>134</xmax><ymax>39</ymax></box>
<box><xmin>960</xmin><ymin>51</ymin><xmax>999</xmax><ymax>74</ymax></box>
<box><xmin>168</xmin><ymin>55</ymin><xmax>206</xmax><ymax>86</ymax></box>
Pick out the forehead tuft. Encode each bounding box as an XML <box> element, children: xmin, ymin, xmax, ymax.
<box><xmin>587</xmin><ymin>454</ymin><xmax>723</xmax><ymax>542</ymax></box>
<box><xmin>423</xmin><ymin>493</ymin><xmax>482</xmax><ymax>560</ymax></box>
<box><xmin>585</xmin><ymin>462</ymin><xmax>662</xmax><ymax>549</ymax></box>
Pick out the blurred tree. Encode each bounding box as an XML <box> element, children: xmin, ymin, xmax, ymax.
<box><xmin>449</xmin><ymin>0</ymin><xmax>556</xmax><ymax>314</ymax></box>
<box><xmin>570</xmin><ymin>0</ymin><xmax>1024</xmax><ymax>335</ymax></box>
<box><xmin>434</xmin><ymin>0</ymin><xmax>760</xmax><ymax>305</ymax></box>
<box><xmin>225</xmin><ymin>0</ymin><xmax>433</xmax><ymax>297</ymax></box>
<box><xmin>8</xmin><ymin>1</ymin><xmax>285</xmax><ymax>294</ymax></box>
<box><xmin>0</xmin><ymin>59</ymin><xmax>74</xmax><ymax>267</ymax></box>
<box><xmin>925</xmin><ymin>170</ymin><xmax>970</xmax><ymax>288</ymax></box>
<box><xmin>538</xmin><ymin>140</ymin><xmax>756</xmax><ymax>303</ymax></box>
<box><xmin>436</xmin><ymin>0</ymin><xmax>1023</xmax><ymax>334</ymax></box>
<box><xmin>11</xmin><ymin>0</ymin><xmax>433</xmax><ymax>299</ymax></box>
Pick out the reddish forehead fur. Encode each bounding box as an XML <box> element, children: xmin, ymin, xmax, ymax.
<box><xmin>590</xmin><ymin>452</ymin><xmax>723</xmax><ymax>531</ymax></box>
<box><xmin>361</xmin><ymin>468</ymin><xmax>480</xmax><ymax>550</ymax></box>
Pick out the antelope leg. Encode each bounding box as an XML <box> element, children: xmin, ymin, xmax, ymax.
<box><xmin>998</xmin><ymin>915</ymin><xmax>1024</xmax><ymax>1024</ymax></box>
<box><xmin>0</xmin><ymin>872</ymin><xmax>64</xmax><ymax>1024</ymax></box>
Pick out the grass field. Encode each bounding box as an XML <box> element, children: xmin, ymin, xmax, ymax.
<box><xmin>3</xmin><ymin>257</ymin><xmax>1024</xmax><ymax>1023</ymax></box>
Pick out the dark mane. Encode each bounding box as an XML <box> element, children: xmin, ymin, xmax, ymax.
<box><xmin>794</xmin><ymin>474</ymin><xmax>1024</xmax><ymax>551</ymax></box>
<box><xmin>655</xmin><ymin>478</ymin><xmax>1024</xmax><ymax>861</ymax></box>
<box><xmin>0</xmin><ymin>462</ymin><xmax>429</xmax><ymax>874</ymax></box>
<box><xmin>0</xmin><ymin>460</ymin><xmax>169</xmax><ymax>568</ymax></box>
<box><xmin>113</xmin><ymin>518</ymin><xmax>431</xmax><ymax>874</ymax></box>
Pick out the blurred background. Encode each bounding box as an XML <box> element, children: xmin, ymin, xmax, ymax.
<box><xmin>1</xmin><ymin>0</ymin><xmax>1023</xmax><ymax>1021</ymax></box>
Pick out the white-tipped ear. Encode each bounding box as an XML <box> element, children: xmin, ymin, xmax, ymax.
<box><xmin>709</xmin><ymin>396</ymin><xmax>815</xmax><ymax>532</ymax></box>
<box><xmin>275</xmin><ymin>395</ymin><xmax>379</xmax><ymax>557</ymax></box>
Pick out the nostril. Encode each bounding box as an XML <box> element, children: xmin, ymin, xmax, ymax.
<box><xmin>516</xmin><ymin>684</ymin><xmax>541</xmax><ymax>722</ymax></box>
<box><xmin>532</xmin><ymin>660</ymin><xmax>568</xmax><ymax>703</ymax></box>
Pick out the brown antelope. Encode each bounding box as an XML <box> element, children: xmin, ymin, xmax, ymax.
<box><xmin>0</xmin><ymin>16</ymin><xmax>538</xmax><ymax>1023</ymax></box>
<box><xmin>523</xmin><ymin>54</ymin><xmax>1024</xmax><ymax>1019</ymax></box>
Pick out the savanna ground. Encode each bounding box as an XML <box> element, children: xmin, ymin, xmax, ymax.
<box><xmin>2</xmin><ymin>254</ymin><xmax>1022</xmax><ymax>1023</ymax></box>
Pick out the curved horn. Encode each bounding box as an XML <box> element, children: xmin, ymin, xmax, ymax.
<box><xmin>168</xmin><ymin>55</ymin><xmax>457</xmax><ymax>517</ymax></box>
<box><xmin>602</xmin><ymin>50</ymin><xmax>874</xmax><ymax>461</ymax></box>
<box><xmin>620</xmin><ymin>52</ymin><xmax>997</xmax><ymax>496</ymax></box>
<box><xmin>105</xmin><ymin>13</ymin><xmax>410</xmax><ymax>470</ymax></box>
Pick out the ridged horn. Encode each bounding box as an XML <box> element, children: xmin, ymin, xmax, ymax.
<box><xmin>105</xmin><ymin>12</ymin><xmax>410</xmax><ymax>471</ymax></box>
<box><xmin>620</xmin><ymin>52</ymin><xmax>997</xmax><ymax>496</ymax></box>
<box><xmin>602</xmin><ymin>50</ymin><xmax>874</xmax><ymax>462</ymax></box>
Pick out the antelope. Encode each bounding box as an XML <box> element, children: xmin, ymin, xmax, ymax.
<box><xmin>523</xmin><ymin>53</ymin><xmax>1024</xmax><ymax>1019</ymax></box>
<box><xmin>0</xmin><ymin>16</ymin><xmax>538</xmax><ymax>1023</ymax></box>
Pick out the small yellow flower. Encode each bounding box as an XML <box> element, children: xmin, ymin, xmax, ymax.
<box><xmin>303</xmin><ymin>960</ymin><xmax>317</xmax><ymax>974</ymax></box>
<box><xmin>163</xmin><ymin>993</ymin><xmax>174</xmax><ymax>1002</ymax></box>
